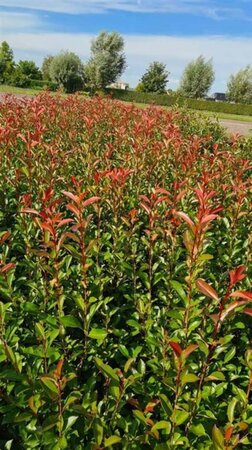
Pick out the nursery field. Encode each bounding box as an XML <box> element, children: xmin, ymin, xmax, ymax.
<box><xmin>0</xmin><ymin>93</ymin><xmax>251</xmax><ymax>449</ymax></box>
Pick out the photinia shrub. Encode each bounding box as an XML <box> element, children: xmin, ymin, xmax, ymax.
<box><xmin>0</xmin><ymin>93</ymin><xmax>251</xmax><ymax>449</ymax></box>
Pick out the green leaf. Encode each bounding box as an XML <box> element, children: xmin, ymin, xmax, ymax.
<box><xmin>4</xmin><ymin>440</ymin><xmax>13</xmax><ymax>450</ymax></box>
<box><xmin>65</xmin><ymin>416</ymin><xmax>78</xmax><ymax>431</ymax></box>
<box><xmin>118</xmin><ymin>344</ymin><xmax>129</xmax><ymax>358</ymax></box>
<box><xmin>94</xmin><ymin>358</ymin><xmax>119</xmax><ymax>383</ymax></box>
<box><xmin>93</xmin><ymin>419</ymin><xmax>104</xmax><ymax>445</ymax></box>
<box><xmin>224</xmin><ymin>347</ymin><xmax>236</xmax><ymax>363</ymax></box>
<box><xmin>61</xmin><ymin>315</ymin><xmax>82</xmax><ymax>329</ymax></box>
<box><xmin>104</xmin><ymin>435</ymin><xmax>122</xmax><ymax>447</ymax></box>
<box><xmin>191</xmin><ymin>423</ymin><xmax>206</xmax><ymax>436</ymax></box>
<box><xmin>212</xmin><ymin>425</ymin><xmax>224</xmax><ymax>450</ymax></box>
<box><xmin>89</xmin><ymin>328</ymin><xmax>108</xmax><ymax>340</ymax></box>
<box><xmin>160</xmin><ymin>394</ymin><xmax>173</xmax><ymax>415</ymax></box>
<box><xmin>170</xmin><ymin>280</ymin><xmax>187</xmax><ymax>305</ymax></box>
<box><xmin>181</xmin><ymin>373</ymin><xmax>199</xmax><ymax>385</ymax></box>
<box><xmin>173</xmin><ymin>410</ymin><xmax>189</xmax><ymax>426</ymax></box>
<box><xmin>227</xmin><ymin>398</ymin><xmax>238</xmax><ymax>423</ymax></box>
<box><xmin>23</xmin><ymin>302</ymin><xmax>39</xmax><ymax>313</ymax></box>
<box><xmin>133</xmin><ymin>410</ymin><xmax>148</xmax><ymax>425</ymax></box>
<box><xmin>151</xmin><ymin>421</ymin><xmax>171</xmax><ymax>432</ymax></box>
<box><xmin>35</xmin><ymin>322</ymin><xmax>45</xmax><ymax>338</ymax></box>
<box><xmin>206</xmin><ymin>371</ymin><xmax>225</xmax><ymax>381</ymax></box>
<box><xmin>14</xmin><ymin>412</ymin><xmax>32</xmax><ymax>423</ymax></box>
<box><xmin>40</xmin><ymin>376</ymin><xmax>59</xmax><ymax>395</ymax></box>
<box><xmin>42</xmin><ymin>414</ymin><xmax>59</xmax><ymax>431</ymax></box>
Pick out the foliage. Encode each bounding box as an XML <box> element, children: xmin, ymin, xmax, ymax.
<box><xmin>226</xmin><ymin>66</ymin><xmax>252</xmax><ymax>104</ymax></box>
<box><xmin>42</xmin><ymin>55</ymin><xmax>55</xmax><ymax>81</ymax></box>
<box><xmin>85</xmin><ymin>31</ymin><xmax>126</xmax><ymax>92</ymax></box>
<box><xmin>0</xmin><ymin>93</ymin><xmax>251</xmax><ymax>449</ymax></box>
<box><xmin>0</xmin><ymin>41</ymin><xmax>15</xmax><ymax>84</ymax></box>
<box><xmin>179</xmin><ymin>55</ymin><xmax>215</xmax><ymax>98</ymax></box>
<box><xmin>135</xmin><ymin>82</ymin><xmax>145</xmax><ymax>93</ymax></box>
<box><xmin>140</xmin><ymin>62</ymin><xmax>169</xmax><ymax>94</ymax></box>
<box><xmin>108</xmin><ymin>88</ymin><xmax>252</xmax><ymax>116</ymax></box>
<box><xmin>50</xmin><ymin>51</ymin><xmax>84</xmax><ymax>93</ymax></box>
<box><xmin>11</xmin><ymin>60</ymin><xmax>42</xmax><ymax>87</ymax></box>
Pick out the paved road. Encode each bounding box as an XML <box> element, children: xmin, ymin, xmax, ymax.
<box><xmin>0</xmin><ymin>93</ymin><xmax>251</xmax><ymax>136</ymax></box>
<box><xmin>219</xmin><ymin>119</ymin><xmax>252</xmax><ymax>136</ymax></box>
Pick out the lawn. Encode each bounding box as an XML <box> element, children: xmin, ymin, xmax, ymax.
<box><xmin>0</xmin><ymin>93</ymin><xmax>251</xmax><ymax>449</ymax></box>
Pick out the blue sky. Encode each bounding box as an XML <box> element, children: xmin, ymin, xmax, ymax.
<box><xmin>0</xmin><ymin>1</ymin><xmax>252</xmax><ymax>91</ymax></box>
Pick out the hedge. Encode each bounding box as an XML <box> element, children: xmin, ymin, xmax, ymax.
<box><xmin>28</xmin><ymin>79</ymin><xmax>58</xmax><ymax>91</ymax></box>
<box><xmin>107</xmin><ymin>89</ymin><xmax>252</xmax><ymax>116</ymax></box>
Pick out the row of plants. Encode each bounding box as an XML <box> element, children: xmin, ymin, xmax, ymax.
<box><xmin>9</xmin><ymin>78</ymin><xmax>58</xmax><ymax>91</ymax></box>
<box><xmin>0</xmin><ymin>93</ymin><xmax>251</xmax><ymax>449</ymax></box>
<box><xmin>107</xmin><ymin>89</ymin><xmax>252</xmax><ymax>117</ymax></box>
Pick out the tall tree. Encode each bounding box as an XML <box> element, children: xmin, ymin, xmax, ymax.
<box><xmin>226</xmin><ymin>66</ymin><xmax>252</xmax><ymax>104</ymax></box>
<box><xmin>42</xmin><ymin>55</ymin><xmax>54</xmax><ymax>81</ymax></box>
<box><xmin>0</xmin><ymin>41</ymin><xmax>15</xmax><ymax>84</ymax></box>
<box><xmin>179</xmin><ymin>55</ymin><xmax>214</xmax><ymax>98</ymax></box>
<box><xmin>12</xmin><ymin>60</ymin><xmax>42</xmax><ymax>87</ymax></box>
<box><xmin>140</xmin><ymin>61</ymin><xmax>169</xmax><ymax>93</ymax></box>
<box><xmin>85</xmin><ymin>31</ymin><xmax>126</xmax><ymax>92</ymax></box>
<box><xmin>50</xmin><ymin>51</ymin><xmax>84</xmax><ymax>93</ymax></box>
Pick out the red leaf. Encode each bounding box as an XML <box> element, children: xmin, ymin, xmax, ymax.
<box><xmin>62</xmin><ymin>191</ymin><xmax>79</xmax><ymax>203</ymax></box>
<box><xmin>82</xmin><ymin>196</ymin><xmax>100</xmax><ymax>208</ymax></box>
<box><xmin>40</xmin><ymin>222</ymin><xmax>54</xmax><ymax>235</ymax></box>
<box><xmin>230</xmin><ymin>290</ymin><xmax>252</xmax><ymax>301</ymax></box>
<box><xmin>169</xmin><ymin>341</ymin><xmax>182</xmax><ymax>358</ymax></box>
<box><xmin>154</xmin><ymin>188</ymin><xmax>170</xmax><ymax>195</ymax></box>
<box><xmin>183</xmin><ymin>344</ymin><xmax>198</xmax><ymax>359</ymax></box>
<box><xmin>175</xmin><ymin>211</ymin><xmax>195</xmax><ymax>232</ymax></box>
<box><xmin>139</xmin><ymin>195</ymin><xmax>150</xmax><ymax>204</ymax></box>
<box><xmin>200</xmin><ymin>214</ymin><xmax>218</xmax><ymax>225</ymax></box>
<box><xmin>225</xmin><ymin>426</ymin><xmax>233</xmax><ymax>442</ymax></box>
<box><xmin>21</xmin><ymin>208</ymin><xmax>40</xmax><ymax>215</ymax></box>
<box><xmin>243</xmin><ymin>308</ymin><xmax>252</xmax><ymax>317</ymax></box>
<box><xmin>220</xmin><ymin>300</ymin><xmax>249</xmax><ymax>322</ymax></box>
<box><xmin>0</xmin><ymin>262</ymin><xmax>16</xmax><ymax>273</ymax></box>
<box><xmin>229</xmin><ymin>266</ymin><xmax>246</xmax><ymax>287</ymax></box>
<box><xmin>196</xmin><ymin>279</ymin><xmax>219</xmax><ymax>301</ymax></box>
<box><xmin>66</xmin><ymin>203</ymin><xmax>80</xmax><ymax>217</ymax></box>
<box><xmin>54</xmin><ymin>359</ymin><xmax>64</xmax><ymax>379</ymax></box>
<box><xmin>140</xmin><ymin>202</ymin><xmax>151</xmax><ymax>214</ymax></box>
<box><xmin>0</xmin><ymin>231</ymin><xmax>11</xmax><ymax>245</ymax></box>
<box><xmin>57</xmin><ymin>218</ymin><xmax>74</xmax><ymax>228</ymax></box>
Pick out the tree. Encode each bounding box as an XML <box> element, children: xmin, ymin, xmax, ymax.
<box><xmin>50</xmin><ymin>51</ymin><xmax>84</xmax><ymax>93</ymax></box>
<box><xmin>11</xmin><ymin>60</ymin><xmax>42</xmax><ymax>87</ymax></box>
<box><xmin>140</xmin><ymin>62</ymin><xmax>169</xmax><ymax>93</ymax></box>
<box><xmin>226</xmin><ymin>66</ymin><xmax>252</xmax><ymax>104</ymax></box>
<box><xmin>85</xmin><ymin>31</ymin><xmax>126</xmax><ymax>92</ymax></box>
<box><xmin>42</xmin><ymin>55</ymin><xmax>54</xmax><ymax>81</ymax></box>
<box><xmin>0</xmin><ymin>41</ymin><xmax>15</xmax><ymax>84</ymax></box>
<box><xmin>179</xmin><ymin>55</ymin><xmax>214</xmax><ymax>98</ymax></box>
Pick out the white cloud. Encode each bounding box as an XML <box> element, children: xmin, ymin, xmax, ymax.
<box><xmin>0</xmin><ymin>11</ymin><xmax>42</xmax><ymax>31</ymax></box>
<box><xmin>2</xmin><ymin>31</ymin><xmax>252</xmax><ymax>91</ymax></box>
<box><xmin>0</xmin><ymin>0</ymin><xmax>249</xmax><ymax>19</ymax></box>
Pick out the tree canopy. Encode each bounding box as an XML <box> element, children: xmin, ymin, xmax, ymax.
<box><xmin>85</xmin><ymin>31</ymin><xmax>126</xmax><ymax>92</ymax></box>
<box><xmin>226</xmin><ymin>66</ymin><xmax>252</xmax><ymax>104</ymax></box>
<box><xmin>50</xmin><ymin>51</ymin><xmax>84</xmax><ymax>93</ymax></box>
<box><xmin>140</xmin><ymin>62</ymin><xmax>169</xmax><ymax>94</ymax></box>
<box><xmin>0</xmin><ymin>41</ymin><xmax>15</xmax><ymax>83</ymax></box>
<box><xmin>42</xmin><ymin>55</ymin><xmax>54</xmax><ymax>81</ymax></box>
<box><xmin>179</xmin><ymin>55</ymin><xmax>215</xmax><ymax>98</ymax></box>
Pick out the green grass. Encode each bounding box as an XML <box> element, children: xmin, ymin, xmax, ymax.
<box><xmin>0</xmin><ymin>84</ymin><xmax>42</xmax><ymax>95</ymax></box>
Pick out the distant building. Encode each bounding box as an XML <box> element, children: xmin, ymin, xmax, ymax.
<box><xmin>108</xmin><ymin>80</ymin><xmax>129</xmax><ymax>90</ymax></box>
<box><xmin>213</xmin><ymin>92</ymin><xmax>227</xmax><ymax>102</ymax></box>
